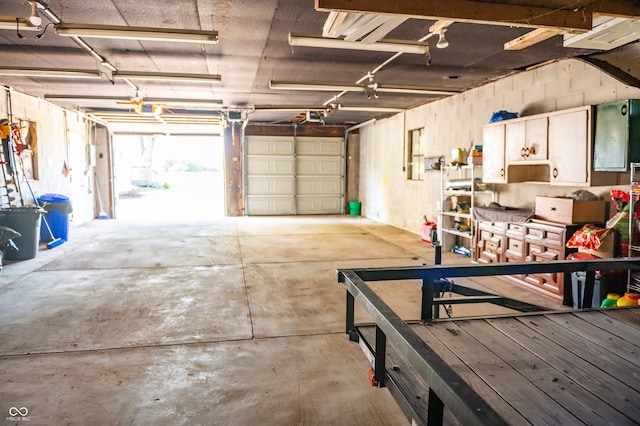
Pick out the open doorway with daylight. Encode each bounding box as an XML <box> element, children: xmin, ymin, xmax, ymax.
<box><xmin>112</xmin><ymin>134</ymin><xmax>224</xmax><ymax>221</ymax></box>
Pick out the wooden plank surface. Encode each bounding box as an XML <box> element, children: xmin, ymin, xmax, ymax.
<box><xmin>356</xmin><ymin>307</ymin><xmax>640</xmax><ymax>425</ymax></box>
<box><xmin>419</xmin><ymin>320</ymin><xmax>580</xmax><ymax>424</ymax></box>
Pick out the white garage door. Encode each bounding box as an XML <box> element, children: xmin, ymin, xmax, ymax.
<box><xmin>245</xmin><ymin>135</ymin><xmax>344</xmax><ymax>215</ymax></box>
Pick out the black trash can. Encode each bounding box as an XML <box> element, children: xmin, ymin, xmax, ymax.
<box><xmin>37</xmin><ymin>193</ymin><xmax>72</xmax><ymax>242</ymax></box>
<box><xmin>0</xmin><ymin>207</ymin><xmax>44</xmax><ymax>260</ymax></box>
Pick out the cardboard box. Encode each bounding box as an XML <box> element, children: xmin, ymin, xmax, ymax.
<box><xmin>450</xmin><ymin>195</ymin><xmax>471</xmax><ymax>209</ymax></box>
<box><xmin>535</xmin><ymin>196</ymin><xmax>606</xmax><ymax>225</ymax></box>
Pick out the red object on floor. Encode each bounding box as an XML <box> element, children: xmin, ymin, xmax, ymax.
<box><xmin>421</xmin><ymin>221</ymin><xmax>437</xmax><ymax>244</ymax></box>
<box><xmin>367</xmin><ymin>368</ymin><xmax>377</xmax><ymax>386</ymax></box>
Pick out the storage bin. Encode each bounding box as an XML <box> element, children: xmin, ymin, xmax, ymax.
<box><xmin>535</xmin><ymin>197</ymin><xmax>606</xmax><ymax>224</ymax></box>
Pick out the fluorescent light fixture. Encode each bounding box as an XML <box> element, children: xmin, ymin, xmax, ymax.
<box><xmin>337</xmin><ymin>105</ymin><xmax>405</xmax><ymax>113</ymax></box>
<box><xmin>289</xmin><ymin>32</ymin><xmax>429</xmax><ymax>54</ymax></box>
<box><xmin>0</xmin><ymin>67</ymin><xmax>101</xmax><ymax>78</ymax></box>
<box><xmin>113</xmin><ymin>71</ymin><xmax>221</xmax><ymax>83</ymax></box>
<box><xmin>0</xmin><ymin>16</ymin><xmax>40</xmax><ymax>31</ymax></box>
<box><xmin>44</xmin><ymin>94</ymin><xmax>223</xmax><ymax>106</ymax></box>
<box><xmin>270</xmin><ymin>81</ymin><xmax>356</xmax><ymax>92</ymax></box>
<box><xmin>145</xmin><ymin>98</ymin><xmax>223</xmax><ymax>107</ymax></box>
<box><xmin>56</xmin><ymin>23</ymin><xmax>219</xmax><ymax>44</ymax></box>
<box><xmin>269</xmin><ymin>81</ymin><xmax>460</xmax><ymax>96</ymax></box>
<box><xmin>253</xmin><ymin>105</ymin><xmax>329</xmax><ymax>112</ymax></box>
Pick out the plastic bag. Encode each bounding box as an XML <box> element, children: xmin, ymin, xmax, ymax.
<box><xmin>566</xmin><ymin>225</ymin><xmax>612</xmax><ymax>250</ymax></box>
<box><xmin>489</xmin><ymin>110</ymin><xmax>518</xmax><ymax>122</ymax></box>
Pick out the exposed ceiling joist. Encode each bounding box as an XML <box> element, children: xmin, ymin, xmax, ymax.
<box><xmin>315</xmin><ymin>0</ymin><xmax>594</xmax><ymax>33</ymax></box>
<box><xmin>323</xmin><ymin>11</ymin><xmax>356</xmax><ymax>37</ymax></box>
<box><xmin>343</xmin><ymin>14</ymin><xmax>388</xmax><ymax>41</ymax></box>
<box><xmin>360</xmin><ymin>16</ymin><xmax>407</xmax><ymax>43</ymax></box>
<box><xmin>429</xmin><ymin>20</ymin><xmax>455</xmax><ymax>33</ymax></box>
<box><xmin>504</xmin><ymin>28</ymin><xmax>563</xmax><ymax>50</ymax></box>
<box><xmin>322</xmin><ymin>11</ymin><xmax>407</xmax><ymax>43</ymax></box>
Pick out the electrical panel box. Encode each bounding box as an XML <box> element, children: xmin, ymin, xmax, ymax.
<box><xmin>593</xmin><ymin>99</ymin><xmax>640</xmax><ymax>171</ymax></box>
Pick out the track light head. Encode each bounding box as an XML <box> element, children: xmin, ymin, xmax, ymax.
<box><xmin>364</xmin><ymin>75</ymin><xmax>378</xmax><ymax>99</ymax></box>
<box><xmin>28</xmin><ymin>1</ymin><xmax>42</xmax><ymax>26</ymax></box>
<box><xmin>436</xmin><ymin>29</ymin><xmax>449</xmax><ymax>49</ymax></box>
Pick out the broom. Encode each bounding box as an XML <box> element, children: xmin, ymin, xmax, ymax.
<box><xmin>95</xmin><ymin>174</ymin><xmax>110</xmax><ymax>219</ymax></box>
<box><xmin>18</xmin><ymin>159</ymin><xmax>64</xmax><ymax>249</ymax></box>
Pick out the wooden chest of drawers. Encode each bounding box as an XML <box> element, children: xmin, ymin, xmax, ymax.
<box><xmin>474</xmin><ymin>219</ymin><xmax>581</xmax><ymax>302</ymax></box>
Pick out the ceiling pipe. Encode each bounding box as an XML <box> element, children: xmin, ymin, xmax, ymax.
<box><xmin>346</xmin><ymin>118</ymin><xmax>375</xmax><ymax>133</ymax></box>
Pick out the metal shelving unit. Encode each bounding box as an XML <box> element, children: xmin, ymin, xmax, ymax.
<box><xmin>439</xmin><ymin>164</ymin><xmax>495</xmax><ymax>254</ymax></box>
<box><xmin>629</xmin><ymin>162</ymin><xmax>640</xmax><ymax>292</ymax></box>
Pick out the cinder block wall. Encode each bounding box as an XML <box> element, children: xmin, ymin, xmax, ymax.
<box><xmin>1</xmin><ymin>88</ymin><xmax>96</xmax><ymax>226</ymax></box>
<box><xmin>359</xmin><ymin>58</ymin><xmax>640</xmax><ymax>235</ymax></box>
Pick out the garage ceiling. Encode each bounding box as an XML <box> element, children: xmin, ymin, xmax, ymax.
<box><xmin>1</xmin><ymin>0</ymin><xmax>639</xmax><ymax>134</ymax></box>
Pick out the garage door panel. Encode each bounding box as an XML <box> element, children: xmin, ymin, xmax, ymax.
<box><xmin>247</xmin><ymin>177</ymin><xmax>294</xmax><ymax>196</ymax></box>
<box><xmin>297</xmin><ymin>176</ymin><xmax>341</xmax><ymax>195</ymax></box>
<box><xmin>297</xmin><ymin>196</ymin><xmax>342</xmax><ymax>214</ymax></box>
<box><xmin>245</xmin><ymin>136</ymin><xmax>344</xmax><ymax>216</ymax></box>
<box><xmin>247</xmin><ymin>157</ymin><xmax>295</xmax><ymax>175</ymax></box>
<box><xmin>297</xmin><ymin>137</ymin><xmax>342</xmax><ymax>156</ymax></box>
<box><xmin>246</xmin><ymin>197</ymin><xmax>295</xmax><ymax>215</ymax></box>
<box><xmin>246</xmin><ymin>136</ymin><xmax>294</xmax><ymax>155</ymax></box>
<box><xmin>297</xmin><ymin>157</ymin><xmax>343</xmax><ymax>175</ymax></box>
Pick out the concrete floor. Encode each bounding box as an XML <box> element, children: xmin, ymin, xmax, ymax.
<box><xmin>0</xmin><ymin>206</ymin><xmax>563</xmax><ymax>425</ymax></box>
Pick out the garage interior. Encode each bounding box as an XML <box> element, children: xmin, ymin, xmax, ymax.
<box><xmin>1</xmin><ymin>1</ymin><xmax>640</xmax><ymax>424</ymax></box>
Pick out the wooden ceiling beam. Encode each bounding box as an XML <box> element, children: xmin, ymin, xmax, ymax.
<box><xmin>429</xmin><ymin>20</ymin><xmax>455</xmax><ymax>33</ymax></box>
<box><xmin>504</xmin><ymin>28</ymin><xmax>563</xmax><ymax>50</ymax></box>
<box><xmin>316</xmin><ymin>0</ymin><xmax>593</xmax><ymax>33</ymax></box>
<box><xmin>587</xmin><ymin>0</ymin><xmax>640</xmax><ymax>20</ymax></box>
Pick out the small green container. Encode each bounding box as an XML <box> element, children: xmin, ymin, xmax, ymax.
<box><xmin>601</xmin><ymin>293</ymin><xmax>620</xmax><ymax>308</ymax></box>
<box><xmin>349</xmin><ymin>201</ymin><xmax>361</xmax><ymax>216</ymax></box>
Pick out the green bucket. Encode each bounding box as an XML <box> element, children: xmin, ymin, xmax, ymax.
<box><xmin>349</xmin><ymin>201</ymin><xmax>361</xmax><ymax>216</ymax></box>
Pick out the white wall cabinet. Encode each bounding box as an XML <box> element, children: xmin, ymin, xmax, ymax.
<box><xmin>548</xmin><ymin>107</ymin><xmax>590</xmax><ymax>186</ymax></box>
<box><xmin>505</xmin><ymin>117</ymin><xmax>548</xmax><ymax>163</ymax></box>
<box><xmin>482</xmin><ymin>123</ymin><xmax>507</xmax><ymax>183</ymax></box>
<box><xmin>483</xmin><ymin>105</ymin><xmax>616</xmax><ymax>186</ymax></box>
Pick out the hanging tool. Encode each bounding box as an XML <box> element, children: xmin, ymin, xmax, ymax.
<box><xmin>0</xmin><ymin>121</ymin><xmax>24</xmax><ymax>208</ymax></box>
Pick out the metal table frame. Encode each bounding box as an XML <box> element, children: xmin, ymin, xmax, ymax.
<box><xmin>337</xmin><ymin>257</ymin><xmax>640</xmax><ymax>426</ymax></box>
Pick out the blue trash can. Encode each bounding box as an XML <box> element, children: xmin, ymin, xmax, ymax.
<box><xmin>37</xmin><ymin>193</ymin><xmax>72</xmax><ymax>242</ymax></box>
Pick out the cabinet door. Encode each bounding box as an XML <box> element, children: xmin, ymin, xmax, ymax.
<box><xmin>525</xmin><ymin>116</ymin><xmax>548</xmax><ymax>161</ymax></box>
<box><xmin>482</xmin><ymin>123</ymin><xmax>506</xmax><ymax>183</ymax></box>
<box><xmin>506</xmin><ymin>117</ymin><xmax>548</xmax><ymax>163</ymax></box>
<box><xmin>505</xmin><ymin>121</ymin><xmax>525</xmax><ymax>162</ymax></box>
<box><xmin>548</xmin><ymin>108</ymin><xmax>590</xmax><ymax>185</ymax></box>
<box><xmin>594</xmin><ymin>100</ymin><xmax>630</xmax><ymax>171</ymax></box>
